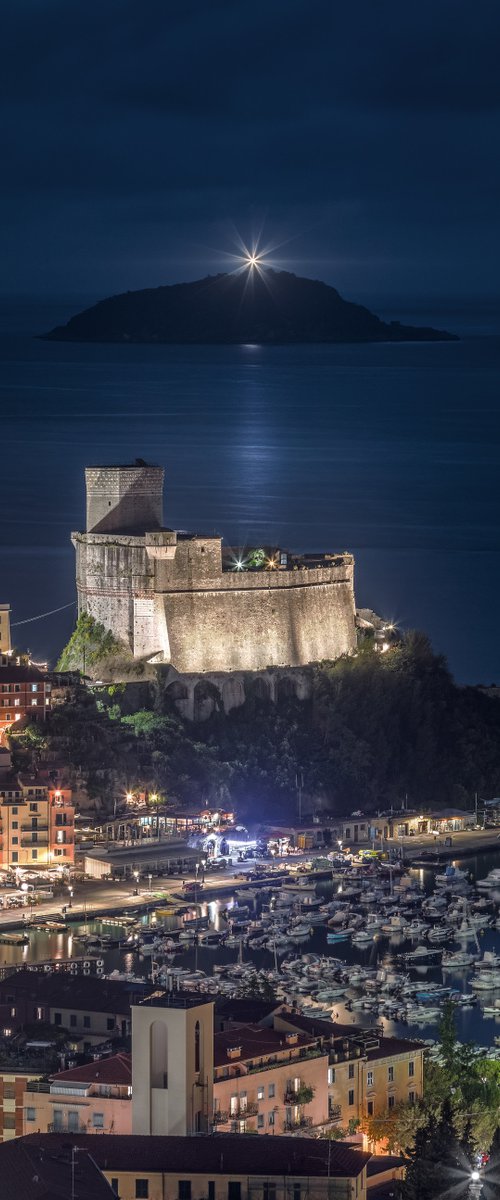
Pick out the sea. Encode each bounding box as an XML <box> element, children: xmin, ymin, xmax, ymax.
<box><xmin>1</xmin><ymin>301</ymin><xmax>500</xmax><ymax>683</ymax></box>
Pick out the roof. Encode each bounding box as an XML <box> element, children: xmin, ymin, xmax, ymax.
<box><xmin>214</xmin><ymin>1023</ymin><xmax>319</xmax><ymax>1067</ymax></box>
<box><xmin>215</xmin><ymin>997</ymin><xmax>284</xmax><ymax>1025</ymax></box>
<box><xmin>277</xmin><ymin>1014</ymin><xmax>424</xmax><ymax>1061</ymax></box>
<box><xmin>277</xmin><ymin>1013</ymin><xmax>356</xmax><ymax>1040</ymax></box>
<box><xmin>367</xmin><ymin>1155</ymin><xmax>406</xmax><ymax>1177</ymax></box>
<box><xmin>0</xmin><ymin>969</ymin><xmax>148</xmax><ymax>1013</ymax></box>
<box><xmin>0</xmin><ymin>666</ymin><xmax>47</xmax><ymax>682</ymax></box>
<box><xmin>20</xmin><ymin>1133</ymin><xmax>370</xmax><ymax>1179</ymax></box>
<box><xmin>51</xmin><ymin>1052</ymin><xmax>131</xmax><ymax>1087</ymax></box>
<box><xmin>0</xmin><ymin>1137</ymin><xmax>114</xmax><ymax>1200</ymax></box>
<box><xmin>363</xmin><ymin>1035</ymin><xmax>424</xmax><ymax>1062</ymax></box>
<box><xmin>139</xmin><ymin>990</ymin><xmax>214</xmax><ymax>1011</ymax></box>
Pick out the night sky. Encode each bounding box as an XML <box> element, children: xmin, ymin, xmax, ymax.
<box><xmin>2</xmin><ymin>0</ymin><xmax>500</xmax><ymax>316</ymax></box>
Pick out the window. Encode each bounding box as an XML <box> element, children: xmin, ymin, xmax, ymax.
<box><xmin>328</xmin><ymin>1067</ymin><xmax>335</xmax><ymax>1085</ymax></box>
<box><xmin>268</xmin><ymin>1083</ymin><xmax>275</xmax><ymax>1098</ymax></box>
<box><xmin>32</xmin><ymin>849</ymin><xmax>38</xmax><ymax>859</ymax></box>
<box><xmin>388</xmin><ymin>1066</ymin><xmax>394</xmax><ymax>1083</ymax></box>
<box><xmin>54</xmin><ymin>1013</ymin><xmax>62</xmax><ymax>1025</ymax></box>
<box><xmin>26</xmin><ymin>1107</ymin><xmax>36</xmax><ymax>1122</ymax></box>
<box><xmin>263</xmin><ymin>1186</ymin><xmax>276</xmax><ymax>1200</ymax></box>
<box><xmin>409</xmin><ymin>1060</ymin><xmax>415</xmax><ymax>1078</ymax></box>
<box><xmin>4</xmin><ymin>1083</ymin><xmax>15</xmax><ymax>1099</ymax></box>
<box><xmin>293</xmin><ymin>1187</ymin><xmax>301</xmax><ymax>1200</ymax></box>
<box><xmin>106</xmin><ymin>1017</ymin><xmax>115</xmax><ymax>1031</ymax></box>
<box><xmin>10</xmin><ymin>1008</ymin><xmax>16</xmax><ymax>1019</ymax></box>
<box><xmin>257</xmin><ymin>1086</ymin><xmax>264</xmax><ymax>1101</ymax></box>
<box><xmin>227</xmin><ymin>1185</ymin><xmax>241</xmax><ymax>1200</ymax></box>
<box><xmin>388</xmin><ymin>1095</ymin><xmax>395</xmax><ymax>1109</ymax></box>
<box><xmin>31</xmin><ymin>684</ymin><xmax>38</xmax><ymax>693</ymax></box>
<box><xmin>12</xmin><ymin>836</ymin><xmax>18</xmax><ymax>845</ymax></box>
<box><xmin>409</xmin><ymin>1091</ymin><xmax>415</xmax><ymax>1104</ymax></box>
<box><xmin>11</xmin><ymin>852</ymin><xmax>18</xmax><ymax>863</ymax></box>
<box><xmin>111</xmin><ymin>1181</ymin><xmax>119</xmax><ymax>1196</ymax></box>
<box><xmin>367</xmin><ymin>1101</ymin><xmax>374</xmax><ymax>1116</ymax></box>
<box><xmin>3</xmin><ymin>1114</ymin><xmax>16</xmax><ymax>1130</ymax></box>
<box><xmin>12</xmin><ymin>807</ymin><xmax>17</xmax><ymax>815</ymax></box>
<box><xmin>367</xmin><ymin>1070</ymin><xmax>374</xmax><ymax>1087</ymax></box>
<box><xmin>69</xmin><ymin>1015</ymin><xmax>77</xmax><ymax>1027</ymax></box>
<box><xmin>31</xmin><ymin>699</ymin><xmax>38</xmax><ymax>707</ymax></box>
<box><xmin>208</xmin><ymin>1184</ymin><xmax>215</xmax><ymax>1200</ymax></box>
<box><xmin>135</xmin><ymin>1182</ymin><xmax>149</xmax><ymax>1200</ymax></box>
<box><xmin>30</xmin><ymin>803</ymin><xmax>37</xmax><ymax>812</ymax></box>
<box><xmin>268</xmin><ymin>1111</ymin><xmax>275</xmax><ymax>1127</ymax></box>
<box><xmin>14</xmin><ymin>699</ymin><xmax>20</xmax><ymax>707</ymax></box>
<box><xmin>257</xmin><ymin>1113</ymin><xmax>264</xmax><ymax>1128</ymax></box>
<box><xmin>348</xmin><ymin>1089</ymin><xmax>354</xmax><ymax>1106</ymax></box>
<box><xmin>83</xmin><ymin>1015</ymin><xmax>91</xmax><ymax>1029</ymax></box>
<box><xmin>93</xmin><ymin>1113</ymin><xmax>104</xmax><ymax>1128</ymax></box>
<box><xmin>348</xmin><ymin>1063</ymin><xmax>354</xmax><ymax>1079</ymax></box>
<box><xmin>178</xmin><ymin>1184</ymin><xmax>191</xmax><ymax>1200</ymax></box>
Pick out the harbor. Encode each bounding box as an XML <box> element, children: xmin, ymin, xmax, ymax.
<box><xmin>1</xmin><ymin>844</ymin><xmax>500</xmax><ymax>1055</ymax></box>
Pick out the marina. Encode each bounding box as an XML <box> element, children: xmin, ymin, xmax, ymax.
<box><xmin>1</xmin><ymin>846</ymin><xmax>500</xmax><ymax>1053</ymax></box>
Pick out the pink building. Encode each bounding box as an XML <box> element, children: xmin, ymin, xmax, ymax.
<box><xmin>23</xmin><ymin>1053</ymin><xmax>132</xmax><ymax>1136</ymax></box>
<box><xmin>213</xmin><ymin>1025</ymin><xmax>329</xmax><ymax>1134</ymax></box>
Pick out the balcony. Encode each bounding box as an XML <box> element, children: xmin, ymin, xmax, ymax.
<box><xmin>48</xmin><ymin>1122</ymin><xmax>87</xmax><ymax>1134</ymax></box>
<box><xmin>283</xmin><ymin>1116</ymin><xmax>313</xmax><ymax>1131</ymax></box>
<box><xmin>22</xmin><ymin>823</ymin><xmax>48</xmax><ymax>832</ymax></box>
<box><xmin>213</xmin><ymin>1110</ymin><xmax>229</xmax><ymax>1125</ymax></box>
<box><xmin>329</xmin><ymin>1103</ymin><xmax>342</xmax><ymax>1123</ymax></box>
<box><xmin>21</xmin><ymin>835</ymin><xmax>49</xmax><ymax>846</ymax></box>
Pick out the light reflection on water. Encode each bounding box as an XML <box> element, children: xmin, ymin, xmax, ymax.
<box><xmin>0</xmin><ymin>849</ymin><xmax>499</xmax><ymax>1046</ymax></box>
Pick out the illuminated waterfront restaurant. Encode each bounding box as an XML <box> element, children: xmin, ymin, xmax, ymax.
<box><xmin>95</xmin><ymin>807</ymin><xmax>234</xmax><ymax>845</ymax></box>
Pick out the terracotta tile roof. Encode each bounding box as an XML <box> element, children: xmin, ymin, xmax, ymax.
<box><xmin>20</xmin><ymin>1133</ymin><xmax>371</xmax><ymax>1179</ymax></box>
<box><xmin>51</xmin><ymin>1051</ymin><xmax>131</xmax><ymax>1086</ymax></box>
<box><xmin>214</xmin><ymin>1023</ymin><xmax>320</xmax><ymax>1068</ymax></box>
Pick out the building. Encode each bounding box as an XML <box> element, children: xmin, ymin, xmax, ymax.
<box><xmin>0</xmin><ymin>1135</ymin><xmax>115</xmax><ymax>1199</ymax></box>
<box><xmin>0</xmin><ymin>663</ymin><xmax>50</xmax><ymax>738</ymax></box>
<box><xmin>132</xmin><ymin>993</ymin><xmax>214</xmax><ymax>1136</ymax></box>
<box><xmin>274</xmin><ymin>1015</ymin><xmax>424</xmax><ymax>1139</ymax></box>
<box><xmin>0</xmin><ymin>970</ymin><xmax>148</xmax><ymax>1048</ymax></box>
<box><xmin>0</xmin><ymin>606</ymin><xmax>11</xmax><ymax>655</ymax></box>
<box><xmin>23</xmin><ymin>1052</ymin><xmax>132</xmax><ymax>1136</ymax></box>
<box><xmin>212</xmin><ymin>1025</ymin><xmax>328</xmax><ymax>1134</ymax></box>
<box><xmin>0</xmin><ymin>772</ymin><xmax>74</xmax><ymax>869</ymax></box>
<box><xmin>0</xmin><ymin>1068</ymin><xmax>44</xmax><ymax>1142</ymax></box>
<box><xmin>369</xmin><ymin>810</ymin><xmax>475</xmax><ymax>841</ymax></box>
<box><xmin>72</xmin><ymin>462</ymin><xmax>356</xmax><ymax>680</ymax></box>
<box><xmin>15</xmin><ymin>1132</ymin><xmax>375</xmax><ymax>1200</ymax></box>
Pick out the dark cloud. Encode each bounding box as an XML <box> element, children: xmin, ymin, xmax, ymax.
<box><xmin>1</xmin><ymin>0</ymin><xmax>499</xmax><ymax>310</ymax></box>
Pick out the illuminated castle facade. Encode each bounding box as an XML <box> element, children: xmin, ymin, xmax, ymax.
<box><xmin>72</xmin><ymin>462</ymin><xmax>356</xmax><ymax>675</ymax></box>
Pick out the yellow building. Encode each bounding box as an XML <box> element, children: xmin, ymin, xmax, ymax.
<box><xmin>19</xmin><ymin>1132</ymin><xmax>373</xmax><ymax>1200</ymax></box>
<box><xmin>274</xmin><ymin>1015</ymin><xmax>424</xmax><ymax>1140</ymax></box>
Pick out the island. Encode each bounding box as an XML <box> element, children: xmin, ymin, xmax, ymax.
<box><xmin>43</xmin><ymin>268</ymin><xmax>457</xmax><ymax>344</ymax></box>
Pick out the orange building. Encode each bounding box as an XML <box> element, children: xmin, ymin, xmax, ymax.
<box><xmin>0</xmin><ymin>771</ymin><xmax>74</xmax><ymax>869</ymax></box>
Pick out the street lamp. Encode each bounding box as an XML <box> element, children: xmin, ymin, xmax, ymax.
<box><xmin>133</xmin><ymin>869</ymin><xmax>139</xmax><ymax>895</ymax></box>
<box><xmin>68</xmin><ymin>886</ymin><xmax>73</xmax><ymax>909</ymax></box>
<box><xmin>148</xmin><ymin>873</ymin><xmax>152</xmax><ymax>893</ymax></box>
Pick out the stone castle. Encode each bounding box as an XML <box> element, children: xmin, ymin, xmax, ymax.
<box><xmin>72</xmin><ymin>462</ymin><xmax>356</xmax><ymax>689</ymax></box>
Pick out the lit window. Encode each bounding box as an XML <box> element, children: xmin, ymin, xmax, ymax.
<box><xmin>367</xmin><ymin>1070</ymin><xmax>374</xmax><ymax>1087</ymax></box>
<box><xmin>31</xmin><ymin>699</ymin><xmax>38</xmax><ymax>706</ymax></box>
<box><xmin>328</xmin><ymin>1067</ymin><xmax>335</xmax><ymax>1085</ymax></box>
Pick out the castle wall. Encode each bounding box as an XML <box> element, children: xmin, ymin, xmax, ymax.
<box><xmin>162</xmin><ymin>563</ymin><xmax>355</xmax><ymax>673</ymax></box>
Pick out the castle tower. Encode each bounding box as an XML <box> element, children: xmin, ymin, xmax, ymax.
<box><xmin>85</xmin><ymin>461</ymin><xmax>164</xmax><ymax>534</ymax></box>
<box><xmin>131</xmin><ymin>992</ymin><xmax>214</xmax><ymax>1136</ymax></box>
